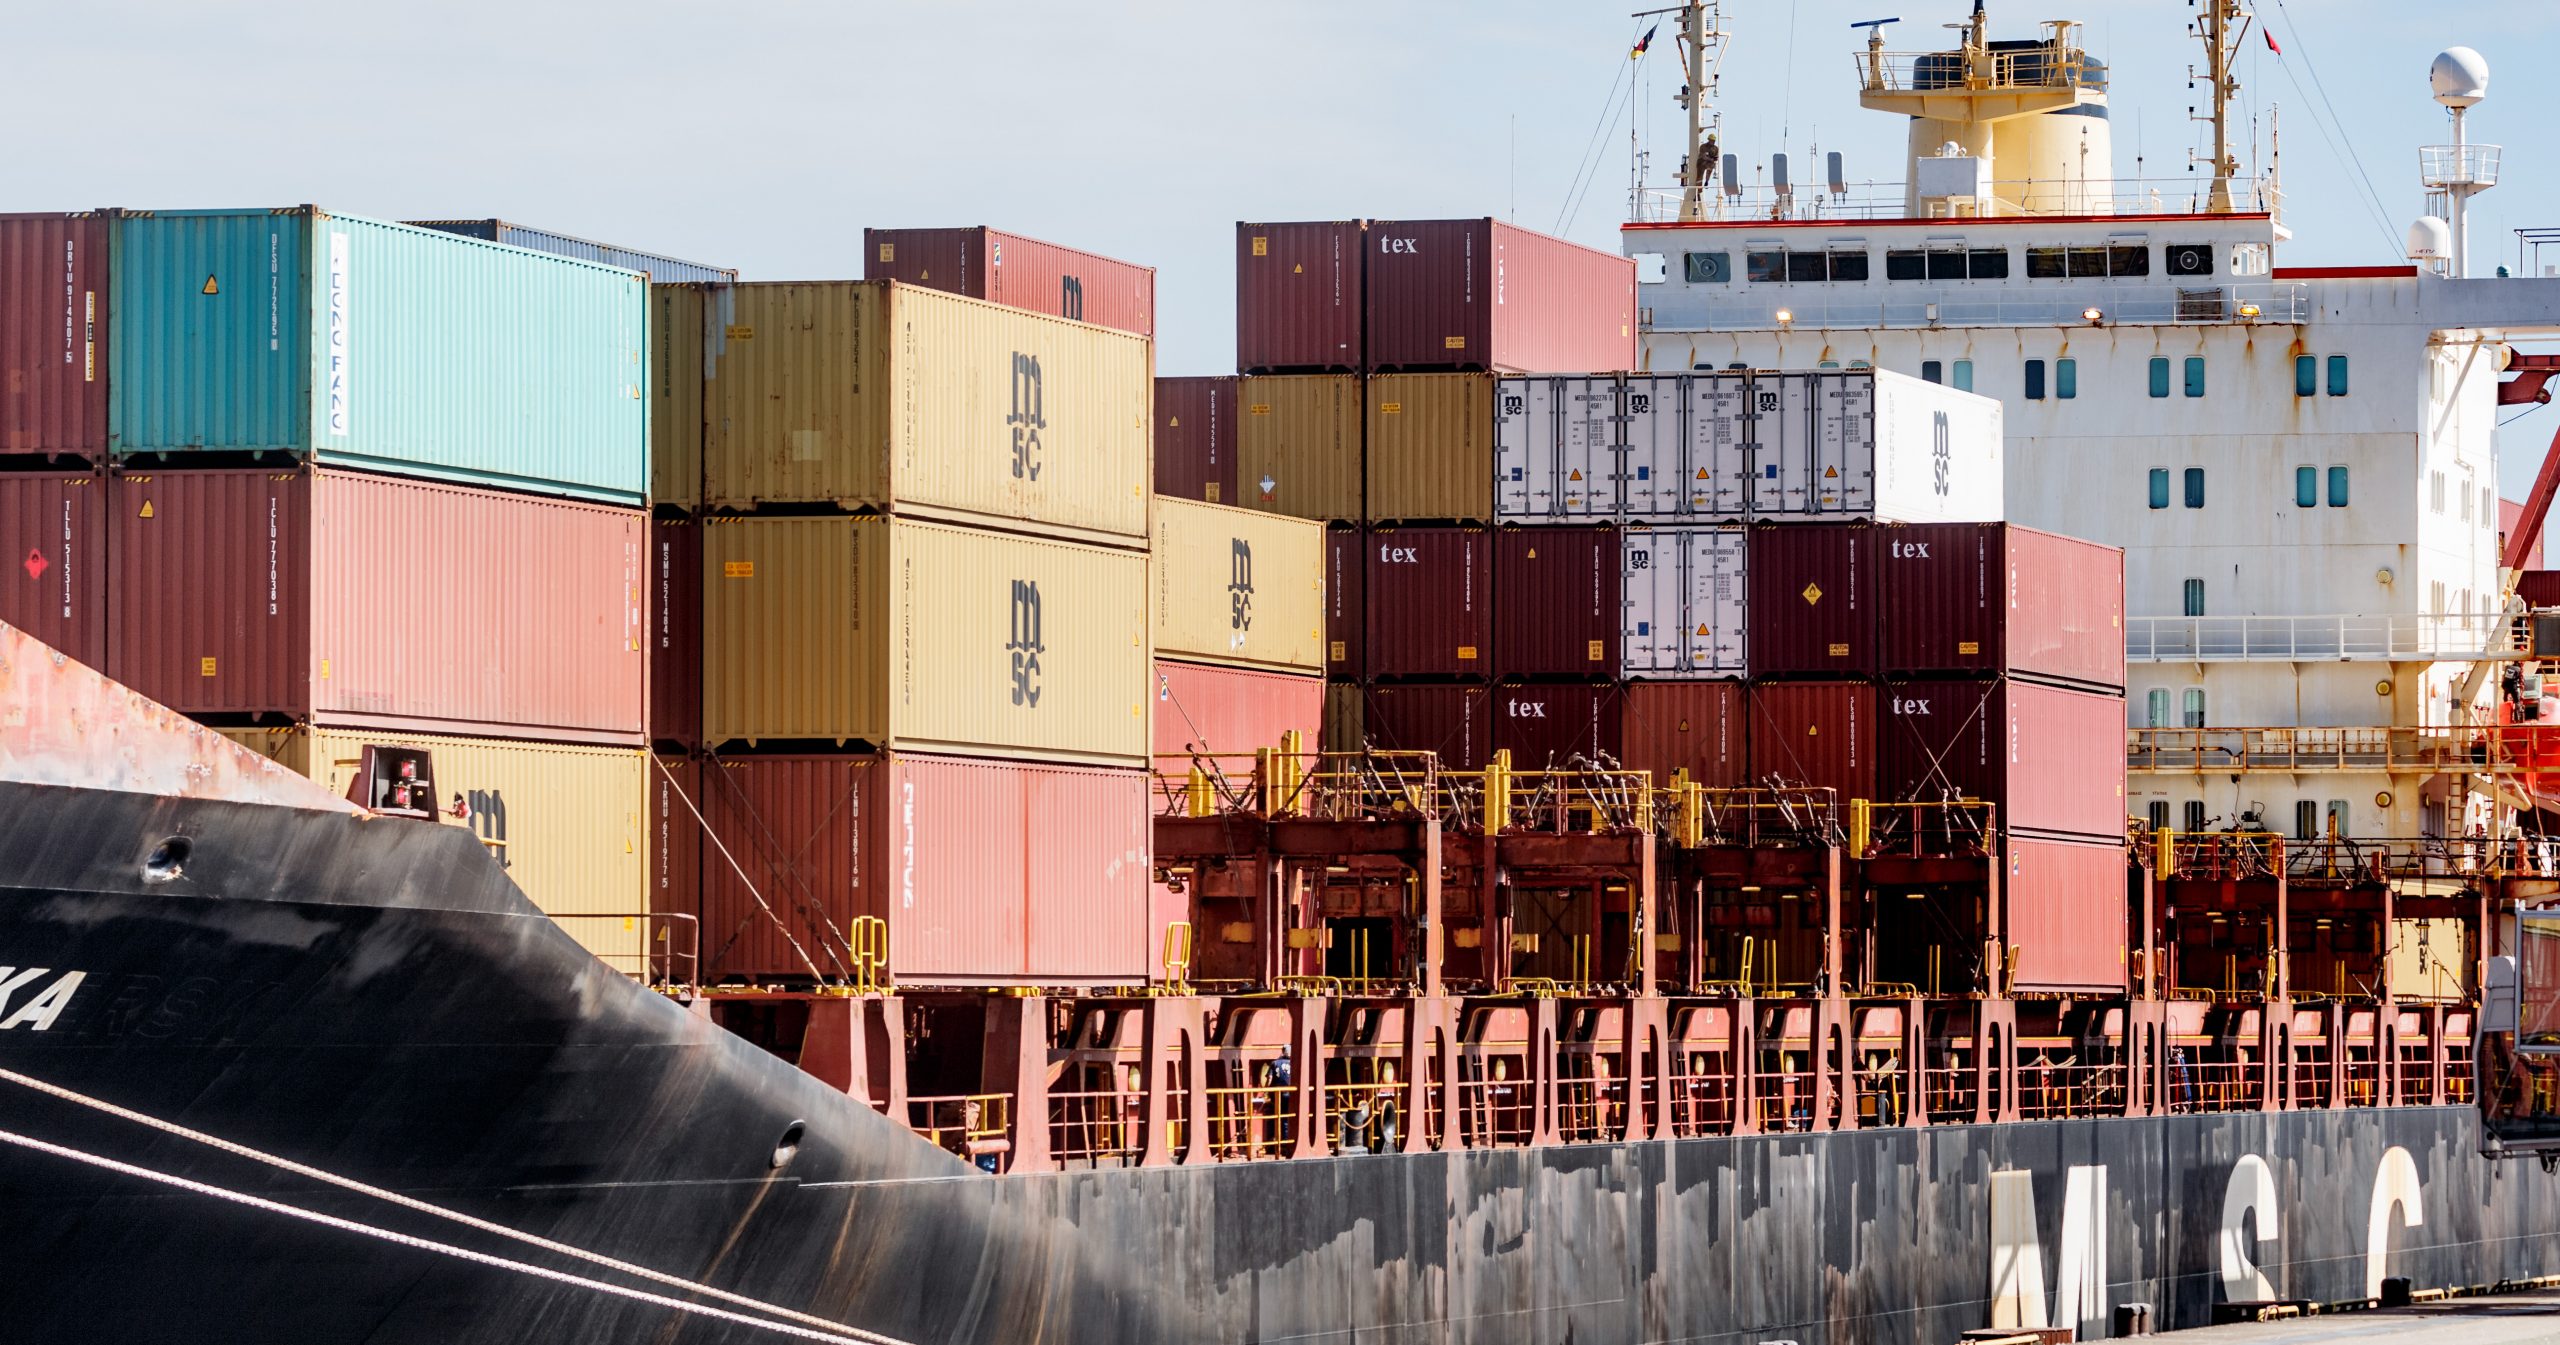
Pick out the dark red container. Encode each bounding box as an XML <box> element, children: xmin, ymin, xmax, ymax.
<box><xmin>1747</xmin><ymin>524</ymin><xmax>1878</xmax><ymax>678</ymax></box>
<box><xmin>649</xmin><ymin>751</ymin><xmax>702</xmax><ymax>922</ymax></box>
<box><xmin>0</xmin><ymin>472</ymin><xmax>105</xmax><ymax>668</ymax></box>
<box><xmin>2521</xmin><ymin>570</ymin><xmax>2560</xmax><ymax>609</ymax></box>
<box><xmin>699</xmin><ymin>752</ymin><xmax>1149</xmax><ymax>987</ymax></box>
<box><xmin>1495</xmin><ymin>526</ymin><xmax>1619</xmax><ymax>678</ymax></box>
<box><xmin>1621</xmin><ymin>681</ymin><xmax>1745</xmax><ymax>788</ymax></box>
<box><xmin>1363</xmin><ymin>683</ymin><xmax>1491</xmax><ymax>770</ymax></box>
<box><xmin>862</xmin><ymin>226</ymin><xmax>1155</xmax><ymax>338</ymax></box>
<box><xmin>1746</xmin><ymin>682</ymin><xmax>1875</xmax><ymax>803</ymax></box>
<box><xmin>651</xmin><ymin>516</ymin><xmax>701</xmax><ymax>747</ymax></box>
<box><xmin>1364</xmin><ymin>527</ymin><xmax>1489</xmax><ymax>679</ymax></box>
<box><xmin>2006</xmin><ymin>836</ymin><xmax>2131</xmax><ymax>993</ymax></box>
<box><xmin>1878</xmin><ymin>523</ymin><xmax>2125</xmax><ymax>688</ymax></box>
<box><xmin>106</xmin><ymin>468</ymin><xmax>645</xmax><ymax>740</ymax></box>
<box><xmin>1363</xmin><ymin>218</ymin><xmax>1636</xmax><ymax>374</ymax></box>
<box><xmin>1877</xmin><ymin>680</ymin><xmax>2128</xmax><ymax>840</ymax></box>
<box><xmin>1153</xmin><ymin>658</ymin><xmax>1324</xmax><ymax>759</ymax></box>
<box><xmin>1155</xmin><ymin>376</ymin><xmax>1239</xmax><ymax>505</ymax></box>
<box><xmin>1325</xmin><ymin>525</ymin><xmax>1363</xmax><ymax>678</ymax></box>
<box><xmin>1236</xmin><ymin>221</ymin><xmax>1364</xmax><ymax>374</ymax></box>
<box><xmin>1492</xmin><ymin>682</ymin><xmax>1623</xmax><ymax>770</ymax></box>
<box><xmin>0</xmin><ymin>213</ymin><xmax>108</xmax><ymax>460</ymax></box>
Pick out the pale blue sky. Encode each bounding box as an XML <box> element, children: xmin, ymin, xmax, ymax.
<box><xmin>11</xmin><ymin>0</ymin><xmax>2556</xmax><ymax>478</ymax></box>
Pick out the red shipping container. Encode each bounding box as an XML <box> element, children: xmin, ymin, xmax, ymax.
<box><xmin>1325</xmin><ymin>525</ymin><xmax>1363</xmax><ymax>677</ymax></box>
<box><xmin>651</xmin><ymin>515</ymin><xmax>701</xmax><ymax>747</ymax></box>
<box><xmin>1364</xmin><ymin>683</ymin><xmax>1491</xmax><ymax>771</ymax></box>
<box><xmin>1153</xmin><ymin>658</ymin><xmax>1324</xmax><ymax>759</ymax></box>
<box><xmin>2520</xmin><ymin>570</ymin><xmax>2560</xmax><ymax>609</ymax></box>
<box><xmin>1876</xmin><ymin>680</ymin><xmax>2128</xmax><ymax>840</ymax></box>
<box><xmin>1156</xmin><ymin>376</ymin><xmax>1239</xmax><ymax>505</ymax></box>
<box><xmin>2005</xmin><ymin>836</ymin><xmax>2130</xmax><ymax>993</ymax></box>
<box><xmin>1364</xmin><ymin>527</ymin><xmax>1489</xmax><ymax>679</ymax></box>
<box><xmin>649</xmin><ymin>751</ymin><xmax>702</xmax><ymax>926</ymax></box>
<box><xmin>1746</xmin><ymin>682</ymin><xmax>1875</xmax><ymax>803</ymax></box>
<box><xmin>1495</xmin><ymin>525</ymin><xmax>1619</xmax><ymax>678</ymax></box>
<box><xmin>0</xmin><ymin>212</ymin><xmax>109</xmax><ymax>459</ymax></box>
<box><xmin>107</xmin><ymin>468</ymin><xmax>644</xmax><ymax>740</ymax></box>
<box><xmin>698</xmin><ymin>753</ymin><xmax>1149</xmax><ymax>987</ymax></box>
<box><xmin>0</xmin><ymin>472</ymin><xmax>105</xmax><ymax>669</ymax></box>
<box><xmin>1492</xmin><ymin>682</ymin><xmax>1623</xmax><ymax>771</ymax></box>
<box><xmin>1877</xmin><ymin>522</ymin><xmax>2125</xmax><ymax>688</ymax></box>
<box><xmin>1747</xmin><ymin>524</ymin><xmax>1878</xmax><ymax>678</ymax></box>
<box><xmin>1362</xmin><ymin>218</ymin><xmax>1636</xmax><ymax>375</ymax></box>
<box><xmin>1621</xmin><ymin>681</ymin><xmax>1745</xmax><ymax>789</ymax></box>
<box><xmin>1236</xmin><ymin>221</ymin><xmax>1364</xmax><ymax>374</ymax></box>
<box><xmin>862</xmin><ymin>226</ymin><xmax>1155</xmax><ymax>338</ymax></box>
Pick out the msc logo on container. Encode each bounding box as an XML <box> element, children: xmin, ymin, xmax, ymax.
<box><xmin>1008</xmin><ymin>353</ymin><xmax>1046</xmax><ymax>481</ymax></box>
<box><xmin>1228</xmin><ymin>539</ymin><xmax>1254</xmax><ymax>643</ymax></box>
<box><xmin>1060</xmin><ymin>275</ymin><xmax>1084</xmax><ymax>322</ymax></box>
<box><xmin>1008</xmin><ymin>579</ymin><xmax>1045</xmax><ymax>707</ymax></box>
<box><xmin>1932</xmin><ymin>410</ymin><xmax>1952</xmax><ymax>496</ymax></box>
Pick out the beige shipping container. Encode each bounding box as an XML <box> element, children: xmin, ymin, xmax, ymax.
<box><xmin>650</xmin><ymin>283</ymin><xmax>707</xmax><ymax>509</ymax></box>
<box><xmin>1152</xmin><ymin>495</ymin><xmax>1325</xmax><ymax>674</ymax></box>
<box><xmin>1366</xmin><ymin>373</ymin><xmax>1495</xmax><ymax>524</ymax></box>
<box><xmin>214</xmin><ymin>726</ymin><xmax>649</xmax><ymax>972</ymax></box>
<box><xmin>2386</xmin><ymin>916</ymin><xmax>2470</xmax><ymax>1002</ymax></box>
<box><xmin>701</xmin><ymin>281</ymin><xmax>1152</xmax><ymax>545</ymax></box>
<box><xmin>1237</xmin><ymin>374</ymin><xmax>1362</xmax><ymax>522</ymax></box>
<box><xmin>702</xmin><ymin>515</ymin><xmax>1149</xmax><ymax>764</ymax></box>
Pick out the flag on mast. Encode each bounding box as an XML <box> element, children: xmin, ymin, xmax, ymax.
<box><xmin>2264</xmin><ymin>30</ymin><xmax>2281</xmax><ymax>55</ymax></box>
<box><xmin>1631</xmin><ymin>24</ymin><xmax>1657</xmax><ymax>61</ymax></box>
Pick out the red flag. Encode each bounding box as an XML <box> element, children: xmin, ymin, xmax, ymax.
<box><xmin>2265</xmin><ymin>30</ymin><xmax>2281</xmax><ymax>55</ymax></box>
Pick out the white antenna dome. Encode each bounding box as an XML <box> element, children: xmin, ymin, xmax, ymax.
<box><xmin>2407</xmin><ymin>215</ymin><xmax>2453</xmax><ymax>261</ymax></box>
<box><xmin>2430</xmin><ymin>47</ymin><xmax>2489</xmax><ymax>108</ymax></box>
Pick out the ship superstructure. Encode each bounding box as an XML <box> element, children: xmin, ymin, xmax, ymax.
<box><xmin>1623</xmin><ymin>2</ymin><xmax>2560</xmax><ymax>843</ymax></box>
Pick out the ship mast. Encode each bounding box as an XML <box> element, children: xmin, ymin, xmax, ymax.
<box><xmin>2192</xmin><ymin>0</ymin><xmax>2253</xmax><ymax>212</ymax></box>
<box><xmin>1635</xmin><ymin>0</ymin><xmax>1727</xmax><ymax>221</ymax></box>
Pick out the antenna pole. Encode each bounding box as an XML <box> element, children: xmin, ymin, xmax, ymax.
<box><xmin>1682</xmin><ymin>0</ymin><xmax>1706</xmax><ymax>220</ymax></box>
<box><xmin>2197</xmin><ymin>0</ymin><xmax>2252</xmax><ymax>212</ymax></box>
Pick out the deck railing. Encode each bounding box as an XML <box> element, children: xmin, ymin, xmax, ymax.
<box><xmin>2125</xmin><ymin>611</ymin><xmax>2522</xmax><ymax>663</ymax></box>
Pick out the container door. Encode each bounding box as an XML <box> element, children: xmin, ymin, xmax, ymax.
<box><xmin>1556</xmin><ymin>376</ymin><xmax>1616</xmax><ymax>518</ymax></box>
<box><xmin>1494</xmin><ymin>376</ymin><xmax>1548</xmax><ymax>520</ymax></box>
<box><xmin>1814</xmin><ymin>371</ymin><xmax>1877</xmax><ymax>514</ymax></box>
<box><xmin>1689</xmin><ymin>528</ymin><xmax>1748</xmax><ymax>676</ymax></box>
<box><xmin>1686</xmin><ymin>373</ymin><xmax>1750</xmax><ymax>518</ymax></box>
<box><xmin>1619</xmin><ymin>529</ymin><xmax>1679</xmax><ymax>676</ymax></box>
<box><xmin>1619</xmin><ymin>375</ymin><xmax>1681</xmax><ymax>521</ymax></box>
<box><xmin>1749</xmin><ymin>371</ymin><xmax>1815</xmax><ymax>517</ymax></box>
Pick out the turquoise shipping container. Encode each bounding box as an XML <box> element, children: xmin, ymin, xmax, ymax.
<box><xmin>110</xmin><ymin>207</ymin><xmax>649</xmax><ymax>504</ymax></box>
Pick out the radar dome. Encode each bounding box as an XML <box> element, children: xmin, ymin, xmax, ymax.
<box><xmin>2431</xmin><ymin>47</ymin><xmax>2488</xmax><ymax>108</ymax></box>
<box><xmin>2407</xmin><ymin>215</ymin><xmax>2453</xmax><ymax>261</ymax></box>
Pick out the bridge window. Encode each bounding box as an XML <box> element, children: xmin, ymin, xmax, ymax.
<box><xmin>1789</xmin><ymin>251</ymin><xmax>1830</xmax><ymax>282</ymax></box>
<box><xmin>2109</xmin><ymin>244</ymin><xmax>2151</xmax><ymax>276</ymax></box>
<box><xmin>2184</xmin><ymin>800</ymin><xmax>2208</xmax><ymax>831</ymax></box>
<box><xmin>2024</xmin><ymin>359</ymin><xmax>2046</xmax><ymax>401</ymax></box>
<box><xmin>1682</xmin><ymin>251</ymin><xmax>1731</xmax><ymax>284</ymax></box>
<box><xmin>2149</xmin><ymin>800</ymin><xmax>2172</xmax><ymax>831</ymax></box>
<box><xmin>2328</xmin><ymin>355</ymin><xmax>2350</xmax><ymax>396</ymax></box>
<box><xmin>2183</xmin><ymin>578</ymin><xmax>2205</xmax><ymax>616</ymax></box>
<box><xmin>2149</xmin><ymin>357</ymin><xmax>2171</xmax><ymax>398</ymax></box>
<box><xmin>2146</xmin><ymin>688</ymin><xmax>2170</xmax><ymax>727</ymax></box>
<box><xmin>2327</xmin><ymin>799</ymin><xmax>2351</xmax><ymax>835</ymax></box>
<box><xmin>2148</xmin><ymin>468</ymin><xmax>2169</xmax><ymax>509</ymax></box>
<box><xmin>1830</xmin><ymin>249</ymin><xmax>1871</xmax><ymax>281</ymax></box>
<box><xmin>2296</xmin><ymin>466</ymin><xmax>2318</xmax><ymax>509</ymax></box>
<box><xmin>1747</xmin><ymin>250</ymin><xmax>1786</xmax><ymax>282</ymax></box>
<box><xmin>1885</xmin><ymin>249</ymin><xmax>1926</xmax><ymax>280</ymax></box>
<box><xmin>2293</xmin><ymin>800</ymin><xmax>2319</xmax><ymax>840</ymax></box>
<box><xmin>1952</xmin><ymin>358</ymin><xmax>1974</xmax><ymax>391</ymax></box>
<box><xmin>2296</xmin><ymin>355</ymin><xmax>2318</xmax><ymax>397</ymax></box>
<box><xmin>2184</xmin><ymin>467</ymin><xmax>2206</xmax><ymax>508</ymax></box>
<box><xmin>2184</xmin><ymin>357</ymin><xmax>2207</xmax><ymax>397</ymax></box>
<box><xmin>1818</xmin><ymin>360</ymin><xmax>1841</xmax><ymax>369</ymax></box>
<box><xmin>1968</xmin><ymin>248</ymin><xmax>2010</xmax><ymax>279</ymax></box>
<box><xmin>2183</xmin><ymin>688</ymin><xmax>2207</xmax><ymax>729</ymax></box>
<box><xmin>1921</xmin><ymin>360</ymin><xmax>1943</xmax><ymax>385</ymax></box>
<box><xmin>2329</xmin><ymin>466</ymin><xmax>2350</xmax><ymax>507</ymax></box>
<box><xmin>2056</xmin><ymin>358</ymin><xmax>2076</xmax><ymax>399</ymax></box>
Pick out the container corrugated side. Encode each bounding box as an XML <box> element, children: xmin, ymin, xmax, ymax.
<box><xmin>1877</xmin><ymin>522</ymin><xmax>2125</xmax><ymax>687</ymax></box>
<box><xmin>1746</xmin><ymin>522</ymin><xmax>1876</xmax><ymax>678</ymax></box>
<box><xmin>1363</xmin><ymin>219</ymin><xmax>1634</xmax><ymax>374</ymax></box>
<box><xmin>0</xmin><ymin>213</ymin><xmax>109</xmax><ymax>459</ymax></box>
<box><xmin>111</xmin><ymin>209</ymin><xmax>649</xmax><ymax>504</ymax></box>
<box><xmin>1363</xmin><ymin>527</ymin><xmax>1488</xmax><ymax>679</ymax></box>
<box><xmin>1236</xmin><ymin>221</ymin><xmax>1362</xmax><ymax>374</ymax></box>
<box><xmin>1151</xmin><ymin>495</ymin><xmax>1324</xmax><ymax>673</ymax></box>
<box><xmin>700</xmin><ymin>516</ymin><xmax>1148</xmax><ymax>764</ymax></box>
<box><xmin>1153</xmin><ymin>659</ymin><xmax>1323</xmax><ymax>758</ymax></box>
<box><xmin>1746</xmin><ymin>682</ymin><xmax>1873</xmax><ymax>803</ymax></box>
<box><xmin>0</xmin><ymin>472</ymin><xmax>106</xmax><ymax>668</ymax></box>
<box><xmin>107</xmin><ymin>468</ymin><xmax>646</xmax><ymax>738</ymax></box>
<box><xmin>700</xmin><ymin>281</ymin><xmax>1149</xmax><ymax>543</ymax></box>
<box><xmin>1495</xmin><ymin>375</ymin><xmax>1618</xmax><ymax>521</ymax></box>
<box><xmin>1621</xmin><ymin>526</ymin><xmax>1746</xmax><ymax>678</ymax></box>
<box><xmin>1236</xmin><ymin>374</ymin><xmax>1361</xmax><ymax>522</ymax></box>
<box><xmin>1877</xmin><ymin>680</ymin><xmax>2127</xmax><ymax>840</ymax></box>
<box><xmin>1325</xmin><ymin>526</ymin><xmax>1363</xmax><ymax>678</ymax></box>
<box><xmin>1156</xmin><ymin>375</ymin><xmax>1237</xmax><ymax>504</ymax></box>
<box><xmin>1363</xmin><ymin>682</ymin><xmax>1490</xmax><ymax>770</ymax></box>
<box><xmin>649</xmin><ymin>751</ymin><xmax>702</xmax><ymax>929</ymax></box>
<box><xmin>221</xmin><ymin>725</ymin><xmax>649</xmax><ymax>970</ymax></box>
<box><xmin>1491</xmin><ymin>682</ymin><xmax>1622</xmax><ymax>770</ymax></box>
<box><xmin>408</xmin><ymin>219</ymin><xmax>737</xmax><ymax>284</ymax></box>
<box><xmin>1494</xmin><ymin>525</ymin><xmax>1619</xmax><ymax>678</ymax></box>
<box><xmin>652</xmin><ymin>516</ymin><xmax>702</xmax><ymax>747</ymax></box>
<box><xmin>698</xmin><ymin>753</ymin><xmax>1149</xmax><ymax>987</ymax></box>
<box><xmin>2006</xmin><ymin>836</ymin><xmax>2129</xmax><ymax>993</ymax></box>
<box><xmin>650</xmin><ymin>283</ymin><xmax>707</xmax><ymax>509</ymax></box>
<box><xmin>1679</xmin><ymin>373</ymin><xmax>1749</xmax><ymax>518</ymax></box>
<box><xmin>1366</xmin><ymin>373</ymin><xmax>1494</xmax><ymax>524</ymax></box>
<box><xmin>1620</xmin><ymin>681</ymin><xmax>1744</xmax><ymax>788</ymax></box>
<box><xmin>864</xmin><ymin>227</ymin><xmax>1156</xmax><ymax>340</ymax></box>
<box><xmin>1323</xmin><ymin>680</ymin><xmax>1365</xmax><ymax>753</ymax></box>
<box><xmin>2521</xmin><ymin>571</ymin><xmax>2560</xmax><ymax>609</ymax></box>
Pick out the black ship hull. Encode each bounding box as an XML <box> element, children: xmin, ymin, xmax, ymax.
<box><xmin>6</xmin><ymin>779</ymin><xmax>2559</xmax><ymax>1344</ymax></box>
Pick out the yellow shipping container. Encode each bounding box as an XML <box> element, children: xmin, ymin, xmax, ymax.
<box><xmin>1237</xmin><ymin>374</ymin><xmax>1362</xmax><ymax>522</ymax></box>
<box><xmin>701</xmin><ymin>515</ymin><xmax>1150</xmax><ymax>764</ymax></box>
<box><xmin>701</xmin><ymin>281</ymin><xmax>1152</xmax><ymax>544</ymax></box>
<box><xmin>214</xmin><ymin>726</ymin><xmax>649</xmax><ymax>973</ymax></box>
<box><xmin>1365</xmin><ymin>373</ymin><xmax>1495</xmax><ymax>523</ymax></box>
<box><xmin>650</xmin><ymin>283</ymin><xmax>707</xmax><ymax>509</ymax></box>
<box><xmin>2386</xmin><ymin>916</ymin><xmax>2470</xmax><ymax>1002</ymax></box>
<box><xmin>1151</xmin><ymin>495</ymin><xmax>1324</xmax><ymax>673</ymax></box>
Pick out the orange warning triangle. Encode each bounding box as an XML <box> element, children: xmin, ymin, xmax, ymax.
<box><xmin>1695</xmin><ymin>623</ymin><xmax>1709</xmax><ymax>636</ymax></box>
<box><xmin>1293</xmin><ymin>264</ymin><xmax>1304</xmax><ymax>273</ymax></box>
<box><xmin>919</xmin><ymin>269</ymin><xmax>931</xmax><ymax>281</ymax></box>
<box><xmin>1525</xmin><ymin>548</ymin><xmax>1538</xmax><ymax>559</ymax></box>
<box><xmin>138</xmin><ymin>500</ymin><xmax>155</xmax><ymax>519</ymax></box>
<box><xmin>1824</xmin><ymin>465</ymin><xmax>1839</xmax><ymax>477</ymax></box>
<box><xmin>1695</xmin><ymin>467</ymin><xmax>1709</xmax><ymax>479</ymax></box>
<box><xmin>1168</xmin><ymin>416</ymin><xmax>1181</xmax><ymax>428</ymax></box>
<box><xmin>1568</xmin><ymin>468</ymin><xmax>1583</xmax><ymax>481</ymax></box>
<box><xmin>201</xmin><ymin>275</ymin><xmax>218</xmax><ymax>295</ymax></box>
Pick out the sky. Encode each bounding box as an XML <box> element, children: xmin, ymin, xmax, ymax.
<box><xmin>12</xmin><ymin>0</ymin><xmax>2559</xmax><ymax>480</ymax></box>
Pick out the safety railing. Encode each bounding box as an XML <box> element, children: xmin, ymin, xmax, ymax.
<box><xmin>1633</xmin><ymin>280</ymin><xmax>2307</xmax><ymax>330</ymax></box>
<box><xmin>1751</xmin><ymin>1060</ymin><xmax>1821</xmax><ymax>1132</ymax></box>
<box><xmin>2128</xmin><ymin>725</ymin><xmax>2527</xmax><ymax>775</ymax></box>
<box><xmin>2290</xmin><ymin>1040</ymin><xmax>2335</xmax><ymax>1110</ymax></box>
<box><xmin>1668</xmin><ymin>1056</ymin><xmax>1738</xmax><ymax>1137</ymax></box>
<box><xmin>2016</xmin><ymin>1061</ymin><xmax>2124</xmax><ymax>1120</ymax></box>
<box><xmin>908</xmin><ymin>1093</ymin><xmax>1013</xmax><ymax>1171</ymax></box>
<box><xmin>1850</xmin><ymin>799</ymin><xmax>1998</xmax><ymax>859</ymax></box>
<box><xmin>1454</xmin><ymin>1071</ymin><xmax>1535</xmax><ymax>1149</ymax></box>
<box><xmin>1200</xmin><ymin>1084</ymin><xmax>1298</xmax><ymax>1162</ymax></box>
<box><xmin>1555</xmin><ymin>1066</ymin><xmax>1630</xmax><ymax>1144</ymax></box>
<box><xmin>1629</xmin><ymin>175</ymin><xmax>2278</xmax><ymax>224</ymax></box>
<box><xmin>2126</xmin><ymin>611</ymin><xmax>2523</xmax><ymax>663</ymax></box>
<box><xmin>2420</xmin><ymin>144</ymin><xmax>2501</xmax><ymax>189</ymax></box>
<box><xmin>2163</xmin><ymin>1055</ymin><xmax>2266</xmax><ymax>1113</ymax></box>
<box><xmin>1048</xmin><ymin>1087</ymin><xmax>1146</xmax><ymax>1168</ymax></box>
<box><xmin>2342</xmin><ymin>1051</ymin><xmax>2388</xmax><ymax>1108</ymax></box>
<box><xmin>1658</xmin><ymin>783</ymin><xmax>1843</xmax><ymax>848</ymax></box>
<box><xmin>1923</xmin><ymin>1065</ymin><xmax>1981</xmax><ymax>1125</ymax></box>
<box><xmin>548</xmin><ymin>912</ymin><xmax>700</xmax><ymax>987</ymax></box>
<box><xmin>2396</xmin><ymin>1044</ymin><xmax>2441</xmax><ymax>1105</ymax></box>
<box><xmin>2447</xmin><ymin>1043</ymin><xmax>2475</xmax><ymax>1105</ymax></box>
<box><xmin>2150</xmin><ymin>830</ymin><xmax>2560</xmax><ymax>882</ymax></box>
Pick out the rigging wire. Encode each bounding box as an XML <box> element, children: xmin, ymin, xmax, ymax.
<box><xmin>2263</xmin><ymin>0</ymin><xmax>2402</xmax><ymax>253</ymax></box>
<box><xmin>1555</xmin><ymin>20</ymin><xmax>1649</xmax><ymax>236</ymax></box>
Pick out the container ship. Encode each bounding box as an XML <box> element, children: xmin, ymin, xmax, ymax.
<box><xmin>10</xmin><ymin>6</ymin><xmax>2560</xmax><ymax>1343</ymax></box>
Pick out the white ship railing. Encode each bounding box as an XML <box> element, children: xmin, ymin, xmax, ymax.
<box><xmin>2125</xmin><ymin>612</ymin><xmax>2523</xmax><ymax>663</ymax></box>
<box><xmin>1640</xmin><ymin>284</ymin><xmax>2309</xmax><ymax>334</ymax></box>
<box><xmin>1628</xmin><ymin>175</ymin><xmax>2278</xmax><ymax>225</ymax></box>
<box><xmin>2127</xmin><ymin>725</ymin><xmax>2527</xmax><ymax>774</ymax></box>
<box><xmin>2420</xmin><ymin>144</ymin><xmax>2501</xmax><ymax>190</ymax></box>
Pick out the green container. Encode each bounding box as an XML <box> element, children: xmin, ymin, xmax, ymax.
<box><xmin>111</xmin><ymin>207</ymin><xmax>649</xmax><ymax>504</ymax></box>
